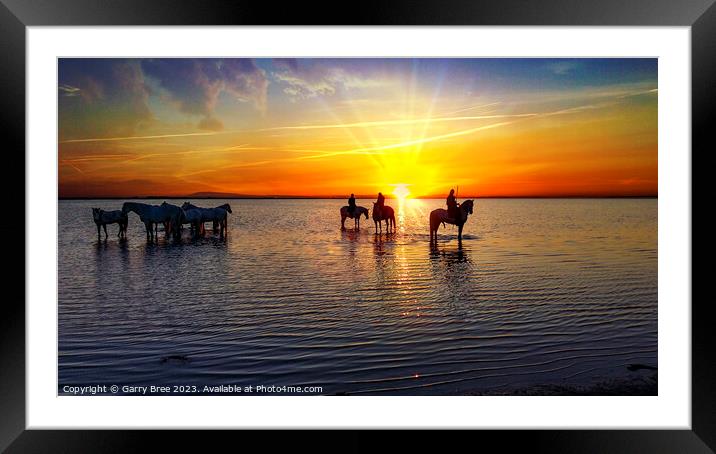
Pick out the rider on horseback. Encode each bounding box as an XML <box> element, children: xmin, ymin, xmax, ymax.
<box><xmin>446</xmin><ymin>189</ymin><xmax>459</xmax><ymax>223</ymax></box>
<box><xmin>375</xmin><ymin>192</ymin><xmax>386</xmax><ymax>217</ymax></box>
<box><xmin>347</xmin><ymin>193</ymin><xmax>356</xmax><ymax>215</ymax></box>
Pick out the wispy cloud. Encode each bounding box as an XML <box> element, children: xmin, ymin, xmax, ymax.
<box><xmin>549</xmin><ymin>61</ymin><xmax>579</xmax><ymax>75</ymax></box>
<box><xmin>272</xmin><ymin>60</ymin><xmax>387</xmax><ymax>102</ymax></box>
<box><xmin>142</xmin><ymin>58</ymin><xmax>269</xmax><ymax>129</ymax></box>
<box><xmin>618</xmin><ymin>88</ymin><xmax>658</xmax><ymax>99</ymax></box>
<box><xmin>58</xmin><ymin>84</ymin><xmax>81</xmax><ymax>97</ymax></box>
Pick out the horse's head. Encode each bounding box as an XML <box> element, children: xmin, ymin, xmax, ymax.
<box><xmin>363</xmin><ymin>207</ymin><xmax>369</xmax><ymax>219</ymax></box>
<box><xmin>462</xmin><ymin>199</ymin><xmax>474</xmax><ymax>215</ymax></box>
<box><xmin>221</xmin><ymin>203</ymin><xmax>232</xmax><ymax>213</ymax></box>
<box><xmin>181</xmin><ymin>202</ymin><xmax>193</xmax><ymax>211</ymax></box>
<box><xmin>92</xmin><ymin>208</ymin><xmax>101</xmax><ymax>221</ymax></box>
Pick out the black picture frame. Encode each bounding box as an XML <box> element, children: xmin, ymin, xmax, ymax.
<box><xmin>3</xmin><ymin>0</ymin><xmax>712</xmax><ymax>451</ymax></box>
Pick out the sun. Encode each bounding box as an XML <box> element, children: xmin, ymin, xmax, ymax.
<box><xmin>392</xmin><ymin>183</ymin><xmax>411</xmax><ymax>202</ymax></box>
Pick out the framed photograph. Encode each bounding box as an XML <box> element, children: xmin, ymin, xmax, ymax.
<box><xmin>6</xmin><ymin>0</ymin><xmax>712</xmax><ymax>451</ymax></box>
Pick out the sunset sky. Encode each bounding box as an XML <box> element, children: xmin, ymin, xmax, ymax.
<box><xmin>58</xmin><ymin>58</ymin><xmax>657</xmax><ymax>198</ymax></box>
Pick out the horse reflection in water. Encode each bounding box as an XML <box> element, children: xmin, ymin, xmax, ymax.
<box><xmin>429</xmin><ymin>241</ymin><xmax>471</xmax><ymax>265</ymax></box>
<box><xmin>429</xmin><ymin>242</ymin><xmax>473</xmax><ymax>306</ymax></box>
<box><xmin>372</xmin><ymin>230</ymin><xmax>397</xmax><ymax>257</ymax></box>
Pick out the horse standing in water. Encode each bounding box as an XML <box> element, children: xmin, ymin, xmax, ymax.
<box><xmin>181</xmin><ymin>208</ymin><xmax>204</xmax><ymax>237</ymax></box>
<box><xmin>429</xmin><ymin>199</ymin><xmax>475</xmax><ymax>243</ymax></box>
<box><xmin>122</xmin><ymin>202</ymin><xmax>181</xmax><ymax>241</ymax></box>
<box><xmin>160</xmin><ymin>202</ymin><xmax>185</xmax><ymax>240</ymax></box>
<box><xmin>92</xmin><ymin>208</ymin><xmax>128</xmax><ymax>239</ymax></box>
<box><xmin>340</xmin><ymin>205</ymin><xmax>369</xmax><ymax>230</ymax></box>
<box><xmin>210</xmin><ymin>203</ymin><xmax>232</xmax><ymax>233</ymax></box>
<box><xmin>372</xmin><ymin>203</ymin><xmax>396</xmax><ymax>234</ymax></box>
<box><xmin>181</xmin><ymin>202</ymin><xmax>231</xmax><ymax>236</ymax></box>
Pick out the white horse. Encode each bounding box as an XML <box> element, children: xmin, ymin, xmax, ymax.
<box><xmin>340</xmin><ymin>205</ymin><xmax>369</xmax><ymax>230</ymax></box>
<box><xmin>210</xmin><ymin>203</ymin><xmax>232</xmax><ymax>233</ymax></box>
<box><xmin>181</xmin><ymin>208</ymin><xmax>204</xmax><ymax>237</ymax></box>
<box><xmin>372</xmin><ymin>203</ymin><xmax>396</xmax><ymax>234</ymax></box>
<box><xmin>429</xmin><ymin>199</ymin><xmax>475</xmax><ymax>242</ymax></box>
<box><xmin>122</xmin><ymin>202</ymin><xmax>180</xmax><ymax>241</ymax></box>
<box><xmin>92</xmin><ymin>208</ymin><xmax>128</xmax><ymax>239</ymax></box>
<box><xmin>181</xmin><ymin>202</ymin><xmax>231</xmax><ymax>236</ymax></box>
<box><xmin>160</xmin><ymin>202</ymin><xmax>185</xmax><ymax>239</ymax></box>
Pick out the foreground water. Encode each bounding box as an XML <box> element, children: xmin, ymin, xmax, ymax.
<box><xmin>58</xmin><ymin>198</ymin><xmax>657</xmax><ymax>395</ymax></box>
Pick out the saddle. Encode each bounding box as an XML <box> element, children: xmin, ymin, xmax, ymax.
<box><xmin>447</xmin><ymin>206</ymin><xmax>460</xmax><ymax>223</ymax></box>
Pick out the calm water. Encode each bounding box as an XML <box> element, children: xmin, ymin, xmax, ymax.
<box><xmin>58</xmin><ymin>198</ymin><xmax>657</xmax><ymax>395</ymax></box>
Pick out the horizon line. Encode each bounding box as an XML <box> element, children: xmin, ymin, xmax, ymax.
<box><xmin>59</xmin><ymin>194</ymin><xmax>658</xmax><ymax>200</ymax></box>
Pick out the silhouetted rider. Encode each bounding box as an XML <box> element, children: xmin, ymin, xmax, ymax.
<box><xmin>376</xmin><ymin>192</ymin><xmax>385</xmax><ymax>209</ymax></box>
<box><xmin>348</xmin><ymin>193</ymin><xmax>356</xmax><ymax>215</ymax></box>
<box><xmin>446</xmin><ymin>189</ymin><xmax>459</xmax><ymax>221</ymax></box>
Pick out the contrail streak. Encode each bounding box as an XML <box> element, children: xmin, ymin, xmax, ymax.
<box><xmin>180</xmin><ymin>120</ymin><xmax>519</xmax><ymax>176</ymax></box>
<box><xmin>60</xmin><ymin>160</ymin><xmax>85</xmax><ymax>174</ymax></box>
<box><xmin>261</xmin><ymin>113</ymin><xmax>536</xmax><ymax>132</ymax></box>
<box><xmin>296</xmin><ymin>121</ymin><xmax>517</xmax><ymax>158</ymax></box>
<box><xmin>59</xmin><ymin>131</ymin><xmax>238</xmax><ymax>144</ymax></box>
<box><xmin>443</xmin><ymin>102</ymin><xmax>501</xmax><ymax>115</ymax></box>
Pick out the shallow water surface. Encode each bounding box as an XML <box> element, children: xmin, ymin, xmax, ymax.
<box><xmin>58</xmin><ymin>198</ymin><xmax>657</xmax><ymax>395</ymax></box>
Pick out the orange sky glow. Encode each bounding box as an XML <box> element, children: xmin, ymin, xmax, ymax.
<box><xmin>58</xmin><ymin>58</ymin><xmax>657</xmax><ymax>199</ymax></box>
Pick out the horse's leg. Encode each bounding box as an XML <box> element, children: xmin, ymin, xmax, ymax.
<box><xmin>458</xmin><ymin>225</ymin><xmax>463</xmax><ymax>242</ymax></box>
<box><xmin>341</xmin><ymin>215</ymin><xmax>346</xmax><ymax>231</ymax></box>
<box><xmin>103</xmin><ymin>224</ymin><xmax>108</xmax><ymax>238</ymax></box>
<box><xmin>97</xmin><ymin>224</ymin><xmax>101</xmax><ymax>238</ymax></box>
